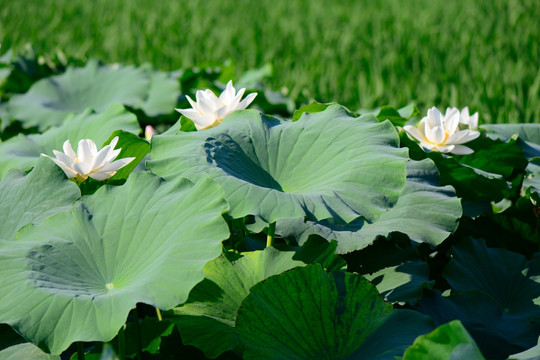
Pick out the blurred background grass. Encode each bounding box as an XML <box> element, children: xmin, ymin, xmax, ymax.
<box><xmin>0</xmin><ymin>0</ymin><xmax>538</xmax><ymax>123</ymax></box>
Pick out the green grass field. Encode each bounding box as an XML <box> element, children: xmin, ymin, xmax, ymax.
<box><xmin>1</xmin><ymin>0</ymin><xmax>538</xmax><ymax>123</ymax></box>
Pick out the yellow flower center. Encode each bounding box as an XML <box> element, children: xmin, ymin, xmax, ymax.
<box><xmin>425</xmin><ymin>130</ymin><xmax>450</xmax><ymax>146</ymax></box>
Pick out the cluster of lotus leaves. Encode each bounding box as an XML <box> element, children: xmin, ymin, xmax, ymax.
<box><xmin>149</xmin><ymin>105</ymin><xmax>461</xmax><ymax>253</ymax></box>
<box><xmin>0</xmin><ymin>104</ymin><xmax>466</xmax><ymax>354</ymax></box>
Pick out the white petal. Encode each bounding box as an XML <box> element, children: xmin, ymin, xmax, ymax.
<box><xmin>418</xmin><ymin>118</ymin><xmax>427</xmax><ymax>135</ymax></box>
<box><xmin>435</xmin><ymin>144</ymin><xmax>455</xmax><ymax>153</ymax></box>
<box><xmin>450</xmin><ymin>145</ymin><xmax>475</xmax><ymax>155</ymax></box>
<box><xmin>88</xmin><ymin>171</ymin><xmax>116</xmax><ymax>180</ymax></box>
<box><xmin>226</xmin><ymin>90</ymin><xmax>245</xmax><ymax>111</ymax></box>
<box><xmin>215</xmin><ymin>105</ymin><xmax>232</xmax><ymax>120</ymax></box>
<box><xmin>62</xmin><ymin>140</ymin><xmax>77</xmax><ymax>160</ymax></box>
<box><xmin>427</xmin><ymin>125</ymin><xmax>446</xmax><ymax>144</ymax></box>
<box><xmin>52</xmin><ymin>150</ymin><xmax>75</xmax><ymax>167</ymax></box>
<box><xmin>446</xmin><ymin>129</ymin><xmax>479</xmax><ymax>145</ymax></box>
<box><xmin>199</xmin><ymin>89</ymin><xmax>221</xmax><ymax>109</ymax></box>
<box><xmin>469</xmin><ymin>112</ymin><xmax>479</xmax><ymax>130</ymax></box>
<box><xmin>460</xmin><ymin>106</ymin><xmax>470</xmax><ymax>121</ymax></box>
<box><xmin>73</xmin><ymin>161</ymin><xmax>93</xmax><ymax>175</ymax></box>
<box><xmin>237</xmin><ymin>92</ymin><xmax>257</xmax><ymax>110</ymax></box>
<box><xmin>197</xmin><ymin>90</ymin><xmax>219</xmax><ymax>114</ymax></box>
<box><xmin>104</xmin><ymin>148</ymin><xmax>122</xmax><ymax>163</ymax></box>
<box><xmin>403</xmin><ymin>125</ymin><xmax>426</xmax><ymax>142</ymax></box>
<box><xmin>234</xmin><ymin>87</ymin><xmax>247</xmax><ymax>101</ymax></box>
<box><xmin>176</xmin><ymin>108</ymin><xmax>206</xmax><ymax>123</ymax></box>
<box><xmin>186</xmin><ymin>95</ymin><xmax>203</xmax><ymax>114</ymax></box>
<box><xmin>93</xmin><ymin>146</ymin><xmax>114</xmax><ymax>169</ymax></box>
<box><xmin>427</xmin><ymin>107</ymin><xmax>443</xmax><ymax>128</ymax></box>
<box><xmin>77</xmin><ymin>139</ymin><xmax>96</xmax><ymax>164</ymax></box>
<box><xmin>194</xmin><ymin>114</ymin><xmax>220</xmax><ymax>130</ymax></box>
<box><xmin>200</xmin><ymin>118</ymin><xmax>221</xmax><ymax>130</ymax></box>
<box><xmin>444</xmin><ymin>108</ymin><xmax>460</xmax><ymax>134</ymax></box>
<box><xmin>418</xmin><ymin>140</ymin><xmax>437</xmax><ymax>152</ymax></box>
<box><xmin>42</xmin><ymin>154</ymin><xmax>77</xmax><ymax>178</ymax></box>
<box><xmin>97</xmin><ymin>157</ymin><xmax>135</xmax><ymax>172</ymax></box>
<box><xmin>219</xmin><ymin>81</ymin><xmax>236</xmax><ymax>103</ymax></box>
<box><xmin>109</xmin><ymin>136</ymin><xmax>119</xmax><ymax>149</ymax></box>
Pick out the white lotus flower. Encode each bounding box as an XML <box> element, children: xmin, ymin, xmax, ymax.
<box><xmin>176</xmin><ymin>80</ymin><xmax>257</xmax><ymax>130</ymax></box>
<box><xmin>42</xmin><ymin>137</ymin><xmax>135</xmax><ymax>182</ymax></box>
<box><xmin>449</xmin><ymin>106</ymin><xmax>479</xmax><ymax>130</ymax></box>
<box><xmin>460</xmin><ymin>106</ymin><xmax>479</xmax><ymax>130</ymax></box>
<box><xmin>404</xmin><ymin>107</ymin><xmax>480</xmax><ymax>155</ymax></box>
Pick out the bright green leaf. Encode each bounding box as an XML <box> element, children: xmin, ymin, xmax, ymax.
<box><xmin>292</xmin><ymin>102</ymin><xmax>334</xmax><ymax>121</ymax></box>
<box><xmin>102</xmin><ymin>130</ymin><xmax>150</xmax><ymax>181</ymax></box>
<box><xmin>403</xmin><ymin>320</ymin><xmax>485</xmax><ymax>360</ymax></box>
<box><xmin>375</xmin><ymin>105</ymin><xmax>414</xmax><ymax>127</ymax></box>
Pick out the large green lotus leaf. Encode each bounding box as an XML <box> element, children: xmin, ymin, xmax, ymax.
<box><xmin>149</xmin><ymin>105</ymin><xmax>408</xmax><ymax>224</ymax></box>
<box><xmin>0</xmin><ymin>343</ymin><xmax>60</xmax><ymax>360</ymax></box>
<box><xmin>236</xmin><ymin>265</ymin><xmax>434</xmax><ymax>359</ymax></box>
<box><xmin>5</xmin><ymin>60</ymin><xmax>179</xmax><ymax>130</ymax></box>
<box><xmin>0</xmin><ymin>104</ymin><xmax>140</xmax><ymax>179</ymax></box>
<box><xmin>402</xmin><ymin>320</ymin><xmax>485</xmax><ymax>360</ymax></box>
<box><xmin>165</xmin><ymin>247</ymin><xmax>306</xmax><ymax>358</ymax></box>
<box><xmin>0</xmin><ymin>172</ymin><xmax>229</xmax><ymax>354</ymax></box>
<box><xmin>0</xmin><ymin>156</ymin><xmax>80</xmax><ymax>241</ymax></box>
<box><xmin>277</xmin><ymin>158</ymin><xmax>461</xmax><ymax>253</ymax></box>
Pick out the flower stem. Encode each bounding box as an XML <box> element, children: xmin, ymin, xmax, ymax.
<box><xmin>76</xmin><ymin>342</ymin><xmax>85</xmax><ymax>360</ymax></box>
<box><xmin>266</xmin><ymin>222</ymin><xmax>276</xmax><ymax>247</ymax></box>
<box><xmin>155</xmin><ymin>307</ymin><xmax>163</xmax><ymax>321</ymax></box>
